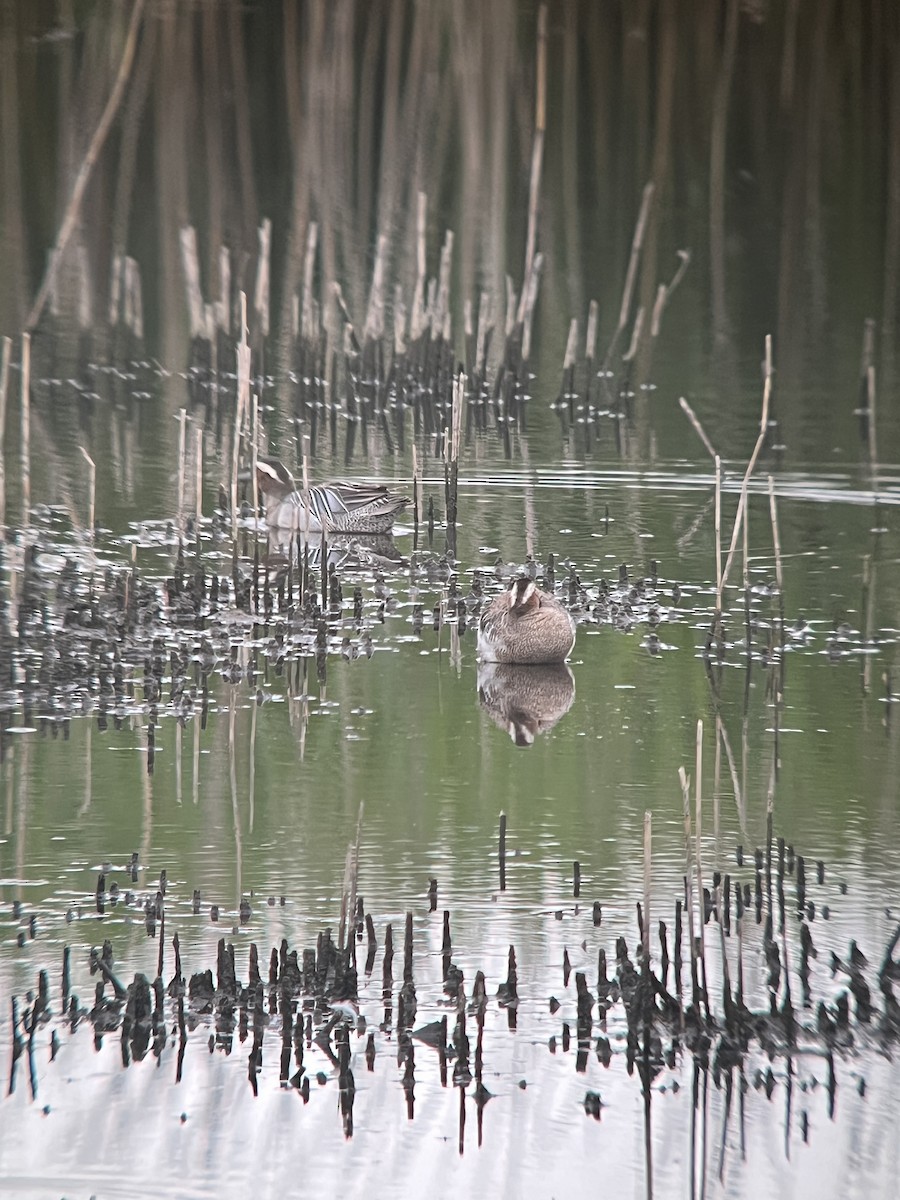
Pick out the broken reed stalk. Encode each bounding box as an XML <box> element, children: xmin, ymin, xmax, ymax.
<box><xmin>25</xmin><ymin>0</ymin><xmax>146</xmax><ymax>331</ymax></box>
<box><xmin>79</xmin><ymin>447</ymin><xmax>96</xmax><ymax>542</ymax></box>
<box><xmin>20</xmin><ymin>332</ymin><xmax>31</xmax><ymax>519</ymax></box>
<box><xmin>642</xmin><ymin>811</ymin><xmax>652</xmax><ymax>962</ymax></box>
<box><xmin>177</xmin><ymin>407</ymin><xmax>187</xmax><ymax>529</ymax></box>
<box><xmin>561</xmin><ymin>318</ymin><xmax>578</xmax><ymax>412</ymax></box>
<box><xmin>717</xmin><ymin>335</ymin><xmax>773</xmax><ymax>609</ymax></box>
<box><xmin>517</xmin><ymin>3</ymin><xmax>547</xmax><ymax>327</ymax></box>
<box><xmin>678</xmin><ymin>396</ymin><xmax>718</xmax><ymax>459</ymax></box>
<box><xmin>622</xmin><ymin>306</ymin><xmax>645</xmax><ymax>364</ymax></box>
<box><xmin>604</xmin><ymin>180</ymin><xmax>654</xmax><ymax>367</ymax></box>
<box><xmin>448</xmin><ymin>372</ymin><xmax>464</xmax><ymax>529</ymax></box>
<box><xmin>650</xmin><ymin>250</ymin><xmax>692</xmax><ymax>338</ymax></box>
<box><xmin>866</xmin><ymin>363</ymin><xmax>878</xmax><ymax>491</ymax></box>
<box><xmin>0</xmin><ymin>336</ymin><xmax>10</xmax><ymax>526</ymax></box>
<box><xmin>678</xmin><ymin>766</ymin><xmax>700</xmax><ymax>1010</ymax></box>
<box><xmin>677</xmin><ymin>397</ymin><xmax>722</xmax><ymax>601</ymax></box>
<box><xmin>768</xmin><ymin>476</ymin><xmax>783</xmax><ymax>594</ymax></box>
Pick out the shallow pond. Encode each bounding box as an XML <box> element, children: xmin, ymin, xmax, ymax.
<box><xmin>1</xmin><ymin>3</ymin><xmax>899</xmax><ymax>1198</ymax></box>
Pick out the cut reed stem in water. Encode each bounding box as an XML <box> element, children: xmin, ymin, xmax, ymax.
<box><xmin>678</xmin><ymin>766</ymin><xmax>699</xmax><ymax>1009</ymax></box>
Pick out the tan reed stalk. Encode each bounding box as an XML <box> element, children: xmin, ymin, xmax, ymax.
<box><xmin>643</xmin><ymin>811</ymin><xmax>652</xmax><ymax>962</ymax></box>
<box><xmin>585</xmin><ymin>300</ymin><xmax>599</xmax><ymax>362</ymax></box>
<box><xmin>411</xmin><ymin>192</ymin><xmax>428</xmax><ymax>342</ymax></box>
<box><xmin>768</xmin><ymin>475</ymin><xmax>783</xmax><ymax>594</ymax></box>
<box><xmin>254</xmin><ymin>218</ymin><xmax>272</xmax><ymax>338</ymax></box>
<box><xmin>678</xmin><ymin>765</ymin><xmax>698</xmax><ymax>999</ymax></box>
<box><xmin>518</xmin><ymin>3</ymin><xmax>547</xmax><ymax>326</ymax></box>
<box><xmin>651</xmin><ymin>249</ymin><xmax>691</xmax><ymax>337</ymax></box>
<box><xmin>251</xmin><ymin>393</ymin><xmax>259</xmax><ymax>521</ymax></box>
<box><xmin>218</xmin><ymin>245</ymin><xmax>232</xmax><ymax>335</ymax></box>
<box><xmin>0</xmin><ymin>336</ymin><xmax>10</xmax><ymax>526</ymax></box>
<box><xmin>678</xmin><ymin>397</ymin><xmax>722</xmax><ymax>597</ymax></box>
<box><xmin>176</xmin><ymin>408</ymin><xmax>187</xmax><ymax>527</ymax></box>
<box><xmin>604</xmin><ymin>181</ymin><xmax>654</xmax><ymax>366</ymax></box>
<box><xmin>26</xmin><ymin>0</ymin><xmax>146</xmax><ymax>331</ymax></box>
<box><xmin>622</xmin><ymin>305</ymin><xmax>645</xmax><ymax>363</ymax></box>
<box><xmin>179</xmin><ymin>227</ymin><xmax>204</xmax><ymax>338</ymax></box>
<box><xmin>232</xmin><ymin>293</ymin><xmax>251</xmax><ymax>541</ymax></box>
<box><xmin>694</xmin><ymin>719</ymin><xmax>706</xmax><ymax>975</ymax></box>
<box><xmin>20</xmin><ymin>333</ymin><xmax>31</xmax><ymax>519</ymax></box>
<box><xmin>412</xmin><ymin>443</ymin><xmax>420</xmax><ymax>528</ymax></box>
<box><xmin>717</xmin><ymin>335</ymin><xmax>773</xmax><ymax>607</ymax></box>
<box><xmin>79</xmin><ymin>447</ymin><xmax>96</xmax><ymax>541</ymax></box>
<box><xmin>563</xmin><ymin>319</ymin><xmax>578</xmax><ymax>375</ymax></box>
<box><xmin>715</xmin><ymin>454</ymin><xmax>722</xmax><ymax>595</ymax></box>
<box><xmin>678</xmin><ymin>396</ymin><xmax>718</xmax><ymax>459</ymax></box>
<box><xmin>867</xmin><ymin>363</ymin><xmax>877</xmax><ymax>487</ymax></box>
<box><xmin>301</xmin><ymin>453</ymin><xmax>311</xmax><ymax>541</ymax></box>
<box><xmin>194</xmin><ymin>425</ymin><xmax>203</xmax><ymax>529</ymax></box>
<box><xmin>364</xmin><ymin>233</ymin><xmax>388</xmax><ymax>343</ymax></box>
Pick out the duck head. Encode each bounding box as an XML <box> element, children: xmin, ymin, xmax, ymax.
<box><xmin>509</xmin><ymin>576</ymin><xmax>539</xmax><ymax>615</ymax></box>
<box><xmin>256</xmin><ymin>457</ymin><xmax>297</xmax><ymax>500</ymax></box>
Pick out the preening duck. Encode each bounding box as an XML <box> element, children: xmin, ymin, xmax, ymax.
<box><xmin>477</xmin><ymin>577</ymin><xmax>576</xmax><ymax>665</ymax></box>
<box><xmin>255</xmin><ymin>458</ymin><xmax>408</xmax><ymax>534</ymax></box>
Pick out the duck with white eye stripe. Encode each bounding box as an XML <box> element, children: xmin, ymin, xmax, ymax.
<box><xmin>477</xmin><ymin>577</ymin><xmax>576</xmax><ymax>665</ymax></box>
<box><xmin>255</xmin><ymin>458</ymin><xmax>408</xmax><ymax>534</ymax></box>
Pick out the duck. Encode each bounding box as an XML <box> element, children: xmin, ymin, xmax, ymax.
<box><xmin>255</xmin><ymin>457</ymin><xmax>408</xmax><ymax>534</ymax></box>
<box><xmin>477</xmin><ymin>577</ymin><xmax>576</xmax><ymax>664</ymax></box>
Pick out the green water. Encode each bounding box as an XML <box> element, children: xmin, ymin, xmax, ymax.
<box><xmin>1</xmin><ymin>2</ymin><xmax>899</xmax><ymax>1198</ymax></box>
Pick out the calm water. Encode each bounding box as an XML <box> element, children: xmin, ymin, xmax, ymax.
<box><xmin>1</xmin><ymin>4</ymin><xmax>899</xmax><ymax>1199</ymax></box>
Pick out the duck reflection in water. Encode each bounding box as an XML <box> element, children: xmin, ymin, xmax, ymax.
<box><xmin>477</xmin><ymin>662</ymin><xmax>576</xmax><ymax>747</ymax></box>
<box><xmin>266</xmin><ymin>528</ymin><xmax>406</xmax><ymax>576</ymax></box>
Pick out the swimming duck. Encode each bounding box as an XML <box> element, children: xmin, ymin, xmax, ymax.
<box><xmin>477</xmin><ymin>577</ymin><xmax>576</xmax><ymax>664</ymax></box>
<box><xmin>255</xmin><ymin>458</ymin><xmax>408</xmax><ymax>533</ymax></box>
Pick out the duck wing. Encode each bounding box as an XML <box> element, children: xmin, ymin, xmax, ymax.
<box><xmin>315</xmin><ymin>482</ymin><xmax>408</xmax><ymax>532</ymax></box>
